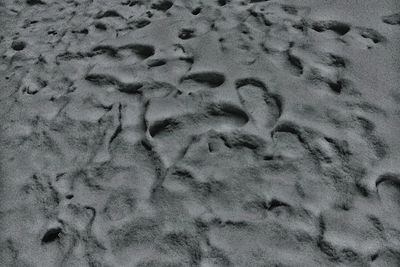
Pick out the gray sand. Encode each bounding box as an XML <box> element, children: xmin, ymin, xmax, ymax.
<box><xmin>1</xmin><ymin>0</ymin><xmax>400</xmax><ymax>266</ymax></box>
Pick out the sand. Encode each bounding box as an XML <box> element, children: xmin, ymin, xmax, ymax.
<box><xmin>1</xmin><ymin>0</ymin><xmax>400</xmax><ymax>266</ymax></box>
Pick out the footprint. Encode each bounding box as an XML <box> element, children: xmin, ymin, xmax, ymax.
<box><xmin>118</xmin><ymin>44</ymin><xmax>155</xmax><ymax>60</ymax></box>
<box><xmin>11</xmin><ymin>40</ymin><xmax>26</xmax><ymax>51</ymax></box>
<box><xmin>178</xmin><ymin>28</ymin><xmax>195</xmax><ymax>40</ymax></box>
<box><xmin>121</xmin><ymin>0</ymin><xmax>139</xmax><ymax>7</ymax></box>
<box><xmin>26</xmin><ymin>0</ymin><xmax>45</xmax><ymax>5</ymax></box>
<box><xmin>92</xmin><ymin>45</ymin><xmax>119</xmax><ymax>57</ymax></box>
<box><xmin>306</xmin><ymin>67</ymin><xmax>346</xmax><ymax>94</ymax></box>
<box><xmin>356</xmin><ymin>27</ymin><xmax>386</xmax><ymax>45</ymax></box>
<box><xmin>96</xmin><ymin>10</ymin><xmax>123</xmax><ymax>19</ymax></box>
<box><xmin>131</xmin><ymin>19</ymin><xmax>152</xmax><ymax>29</ymax></box>
<box><xmin>180</xmin><ymin>71</ymin><xmax>226</xmax><ymax>90</ymax></box>
<box><xmin>235</xmin><ymin>78</ymin><xmax>282</xmax><ymax>130</ymax></box>
<box><xmin>381</xmin><ymin>13</ymin><xmax>400</xmax><ymax>25</ymax></box>
<box><xmin>139</xmin><ymin>81</ymin><xmax>179</xmax><ymax>98</ymax></box>
<box><xmin>270</xmin><ymin>122</ymin><xmax>309</xmax><ymax>159</ymax></box>
<box><xmin>151</xmin><ymin>0</ymin><xmax>173</xmax><ymax>11</ymax></box>
<box><xmin>146</xmin><ymin>99</ymin><xmax>249</xmax><ymax>165</ymax></box>
<box><xmin>148</xmin><ymin>103</ymin><xmax>249</xmax><ymax>138</ymax></box>
<box><xmin>287</xmin><ymin>50</ymin><xmax>304</xmax><ymax>76</ymax></box>
<box><xmin>376</xmin><ymin>173</ymin><xmax>400</xmax><ymax>217</ymax></box>
<box><xmin>191</xmin><ymin>7</ymin><xmax>202</xmax><ymax>15</ymax></box>
<box><xmin>41</xmin><ymin>227</ymin><xmax>62</xmax><ymax>244</ymax></box>
<box><xmin>311</xmin><ymin>20</ymin><xmax>351</xmax><ymax>36</ymax></box>
<box><xmin>281</xmin><ymin>5</ymin><xmax>298</xmax><ymax>15</ymax></box>
<box><xmin>219</xmin><ymin>0</ymin><xmax>232</xmax><ymax>6</ymax></box>
<box><xmin>326</xmin><ymin>54</ymin><xmax>346</xmax><ymax>68</ymax></box>
<box><xmin>85</xmin><ymin>73</ymin><xmax>143</xmax><ymax>94</ymax></box>
<box><xmin>91</xmin><ymin>43</ymin><xmax>155</xmax><ymax>60</ymax></box>
<box><xmin>147</xmin><ymin>58</ymin><xmax>167</xmax><ymax>68</ymax></box>
<box><xmin>354</xmin><ymin>116</ymin><xmax>387</xmax><ymax>159</ymax></box>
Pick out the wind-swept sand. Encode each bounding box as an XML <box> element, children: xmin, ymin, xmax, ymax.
<box><xmin>1</xmin><ymin>0</ymin><xmax>400</xmax><ymax>266</ymax></box>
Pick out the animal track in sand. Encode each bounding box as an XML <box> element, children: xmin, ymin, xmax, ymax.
<box><xmin>235</xmin><ymin>78</ymin><xmax>282</xmax><ymax>130</ymax></box>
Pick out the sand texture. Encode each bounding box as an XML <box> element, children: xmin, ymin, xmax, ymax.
<box><xmin>1</xmin><ymin>0</ymin><xmax>400</xmax><ymax>266</ymax></box>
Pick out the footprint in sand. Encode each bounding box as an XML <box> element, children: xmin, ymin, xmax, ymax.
<box><xmin>235</xmin><ymin>78</ymin><xmax>282</xmax><ymax>130</ymax></box>
<box><xmin>381</xmin><ymin>12</ymin><xmax>400</xmax><ymax>25</ymax></box>
<box><xmin>179</xmin><ymin>71</ymin><xmax>226</xmax><ymax>93</ymax></box>
<box><xmin>376</xmin><ymin>173</ymin><xmax>400</xmax><ymax>218</ymax></box>
<box><xmin>145</xmin><ymin>95</ymin><xmax>249</xmax><ymax>166</ymax></box>
<box><xmin>311</xmin><ymin>19</ymin><xmax>385</xmax><ymax>49</ymax></box>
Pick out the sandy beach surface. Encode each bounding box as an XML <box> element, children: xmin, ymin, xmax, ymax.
<box><xmin>1</xmin><ymin>0</ymin><xmax>400</xmax><ymax>266</ymax></box>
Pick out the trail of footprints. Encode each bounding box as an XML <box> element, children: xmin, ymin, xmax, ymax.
<box><xmin>2</xmin><ymin>0</ymin><xmax>400</xmax><ymax>266</ymax></box>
